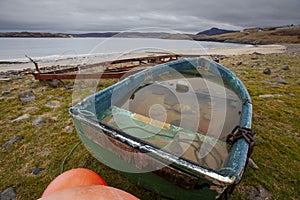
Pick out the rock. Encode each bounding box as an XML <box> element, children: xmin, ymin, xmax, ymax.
<box><xmin>50</xmin><ymin>117</ymin><xmax>58</xmax><ymax>122</ymax></box>
<box><xmin>2</xmin><ymin>136</ymin><xmax>23</xmax><ymax>150</ymax></box>
<box><xmin>276</xmin><ymin>79</ymin><xmax>287</xmax><ymax>85</ymax></box>
<box><xmin>173</xmin><ymin>104</ymin><xmax>192</xmax><ymax>114</ymax></box>
<box><xmin>259</xmin><ymin>94</ymin><xmax>282</xmax><ymax>98</ymax></box>
<box><xmin>263</xmin><ymin>68</ymin><xmax>271</xmax><ymax>75</ymax></box>
<box><xmin>32</xmin><ymin>118</ymin><xmax>45</xmax><ymax>126</ymax></box>
<box><xmin>45</xmin><ymin>100</ymin><xmax>60</xmax><ymax>108</ymax></box>
<box><xmin>282</xmin><ymin>66</ymin><xmax>290</xmax><ymax>70</ymax></box>
<box><xmin>47</xmin><ymin>79</ymin><xmax>62</xmax><ymax>88</ymax></box>
<box><xmin>65</xmin><ymin>85</ymin><xmax>73</xmax><ymax>90</ymax></box>
<box><xmin>23</xmin><ymin>106</ymin><xmax>38</xmax><ymax>113</ymax></box>
<box><xmin>248</xmin><ymin>158</ymin><xmax>259</xmax><ymax>170</ymax></box>
<box><xmin>0</xmin><ymin>97</ymin><xmax>4</xmax><ymax>101</ymax></box>
<box><xmin>252</xmin><ymin>52</ymin><xmax>263</xmax><ymax>55</ymax></box>
<box><xmin>41</xmin><ymin>149</ymin><xmax>50</xmax><ymax>156</ymax></box>
<box><xmin>11</xmin><ymin>114</ymin><xmax>30</xmax><ymax>123</ymax></box>
<box><xmin>0</xmin><ymin>77</ymin><xmax>11</xmax><ymax>81</ymax></box>
<box><xmin>18</xmin><ymin>90</ymin><xmax>36</xmax><ymax>105</ymax></box>
<box><xmin>239</xmin><ymin>71</ymin><xmax>248</xmax><ymax>75</ymax></box>
<box><xmin>237</xmin><ymin>61</ymin><xmax>243</xmax><ymax>65</ymax></box>
<box><xmin>37</xmin><ymin>87</ymin><xmax>46</xmax><ymax>93</ymax></box>
<box><xmin>2</xmin><ymin>90</ymin><xmax>11</xmax><ymax>96</ymax></box>
<box><xmin>0</xmin><ymin>187</ymin><xmax>17</xmax><ymax>200</ymax></box>
<box><xmin>248</xmin><ymin>185</ymin><xmax>272</xmax><ymax>200</ymax></box>
<box><xmin>29</xmin><ymin>167</ymin><xmax>44</xmax><ymax>175</ymax></box>
<box><xmin>259</xmin><ymin>94</ymin><xmax>274</xmax><ymax>98</ymax></box>
<box><xmin>176</xmin><ymin>80</ymin><xmax>189</xmax><ymax>93</ymax></box>
<box><xmin>63</xmin><ymin>126</ymin><xmax>73</xmax><ymax>132</ymax></box>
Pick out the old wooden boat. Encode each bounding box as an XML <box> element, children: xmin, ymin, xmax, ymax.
<box><xmin>70</xmin><ymin>57</ymin><xmax>255</xmax><ymax>199</ymax></box>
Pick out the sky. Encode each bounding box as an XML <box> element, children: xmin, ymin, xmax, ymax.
<box><xmin>0</xmin><ymin>0</ymin><xmax>299</xmax><ymax>33</ymax></box>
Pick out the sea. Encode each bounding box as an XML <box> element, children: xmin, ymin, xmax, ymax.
<box><xmin>0</xmin><ymin>37</ymin><xmax>249</xmax><ymax>70</ymax></box>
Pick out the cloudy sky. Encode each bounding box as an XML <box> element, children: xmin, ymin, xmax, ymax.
<box><xmin>0</xmin><ymin>0</ymin><xmax>299</xmax><ymax>33</ymax></box>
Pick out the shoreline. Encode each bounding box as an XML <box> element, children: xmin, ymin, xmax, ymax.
<box><xmin>0</xmin><ymin>44</ymin><xmax>288</xmax><ymax>73</ymax></box>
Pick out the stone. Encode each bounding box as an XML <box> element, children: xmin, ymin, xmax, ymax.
<box><xmin>23</xmin><ymin>106</ymin><xmax>38</xmax><ymax>113</ymax></box>
<box><xmin>259</xmin><ymin>94</ymin><xmax>282</xmax><ymax>98</ymax></box>
<box><xmin>237</xmin><ymin>61</ymin><xmax>243</xmax><ymax>65</ymax></box>
<box><xmin>65</xmin><ymin>85</ymin><xmax>73</xmax><ymax>90</ymax></box>
<box><xmin>45</xmin><ymin>100</ymin><xmax>60</xmax><ymax>108</ymax></box>
<box><xmin>63</xmin><ymin>126</ymin><xmax>73</xmax><ymax>133</ymax></box>
<box><xmin>263</xmin><ymin>68</ymin><xmax>271</xmax><ymax>75</ymax></box>
<box><xmin>282</xmin><ymin>66</ymin><xmax>290</xmax><ymax>70</ymax></box>
<box><xmin>173</xmin><ymin>104</ymin><xmax>192</xmax><ymax>114</ymax></box>
<box><xmin>2</xmin><ymin>90</ymin><xmax>10</xmax><ymax>96</ymax></box>
<box><xmin>32</xmin><ymin>118</ymin><xmax>45</xmax><ymax>126</ymax></box>
<box><xmin>276</xmin><ymin>79</ymin><xmax>287</xmax><ymax>85</ymax></box>
<box><xmin>259</xmin><ymin>94</ymin><xmax>274</xmax><ymax>98</ymax></box>
<box><xmin>37</xmin><ymin>87</ymin><xmax>46</xmax><ymax>93</ymax></box>
<box><xmin>2</xmin><ymin>136</ymin><xmax>23</xmax><ymax>150</ymax></box>
<box><xmin>18</xmin><ymin>90</ymin><xmax>35</xmax><ymax>105</ymax></box>
<box><xmin>239</xmin><ymin>71</ymin><xmax>248</xmax><ymax>75</ymax></box>
<box><xmin>176</xmin><ymin>80</ymin><xmax>189</xmax><ymax>93</ymax></box>
<box><xmin>0</xmin><ymin>77</ymin><xmax>11</xmax><ymax>81</ymax></box>
<box><xmin>29</xmin><ymin>167</ymin><xmax>44</xmax><ymax>175</ymax></box>
<box><xmin>273</xmin><ymin>94</ymin><xmax>283</xmax><ymax>97</ymax></box>
<box><xmin>252</xmin><ymin>52</ymin><xmax>263</xmax><ymax>55</ymax></box>
<box><xmin>248</xmin><ymin>185</ymin><xmax>272</xmax><ymax>200</ymax></box>
<box><xmin>47</xmin><ymin>79</ymin><xmax>62</xmax><ymax>88</ymax></box>
<box><xmin>0</xmin><ymin>187</ymin><xmax>16</xmax><ymax>200</ymax></box>
<box><xmin>11</xmin><ymin>114</ymin><xmax>30</xmax><ymax>123</ymax></box>
<box><xmin>248</xmin><ymin>158</ymin><xmax>259</xmax><ymax>170</ymax></box>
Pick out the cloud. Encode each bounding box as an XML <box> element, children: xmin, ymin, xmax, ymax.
<box><xmin>0</xmin><ymin>0</ymin><xmax>299</xmax><ymax>33</ymax></box>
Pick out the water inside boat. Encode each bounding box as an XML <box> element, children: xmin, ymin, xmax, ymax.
<box><xmin>97</xmin><ymin>67</ymin><xmax>242</xmax><ymax>170</ymax></box>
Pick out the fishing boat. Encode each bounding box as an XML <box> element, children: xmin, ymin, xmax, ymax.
<box><xmin>70</xmin><ymin>57</ymin><xmax>255</xmax><ymax>199</ymax></box>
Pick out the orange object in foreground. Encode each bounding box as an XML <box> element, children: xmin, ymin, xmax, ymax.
<box><xmin>39</xmin><ymin>185</ymin><xmax>139</xmax><ymax>200</ymax></box>
<box><xmin>42</xmin><ymin>168</ymin><xmax>108</xmax><ymax>197</ymax></box>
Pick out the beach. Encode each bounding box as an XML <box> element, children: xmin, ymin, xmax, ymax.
<box><xmin>0</xmin><ymin>44</ymin><xmax>287</xmax><ymax>72</ymax></box>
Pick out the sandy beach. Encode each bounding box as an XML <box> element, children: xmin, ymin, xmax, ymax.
<box><xmin>0</xmin><ymin>44</ymin><xmax>287</xmax><ymax>72</ymax></box>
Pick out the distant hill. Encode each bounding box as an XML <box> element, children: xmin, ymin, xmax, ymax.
<box><xmin>193</xmin><ymin>26</ymin><xmax>300</xmax><ymax>44</ymax></box>
<box><xmin>197</xmin><ymin>27</ymin><xmax>239</xmax><ymax>36</ymax></box>
<box><xmin>0</xmin><ymin>32</ymin><xmax>70</xmax><ymax>38</ymax></box>
<box><xmin>70</xmin><ymin>32</ymin><xmax>119</xmax><ymax>37</ymax></box>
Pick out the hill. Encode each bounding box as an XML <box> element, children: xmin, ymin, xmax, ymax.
<box><xmin>193</xmin><ymin>26</ymin><xmax>300</xmax><ymax>44</ymax></box>
<box><xmin>197</xmin><ymin>27</ymin><xmax>239</xmax><ymax>36</ymax></box>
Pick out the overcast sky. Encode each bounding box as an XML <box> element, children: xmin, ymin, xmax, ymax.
<box><xmin>0</xmin><ymin>0</ymin><xmax>299</xmax><ymax>33</ymax></box>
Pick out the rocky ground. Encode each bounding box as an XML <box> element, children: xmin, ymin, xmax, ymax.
<box><xmin>0</xmin><ymin>45</ymin><xmax>299</xmax><ymax>199</ymax></box>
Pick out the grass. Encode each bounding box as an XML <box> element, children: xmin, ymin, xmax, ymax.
<box><xmin>0</xmin><ymin>52</ymin><xmax>299</xmax><ymax>199</ymax></box>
